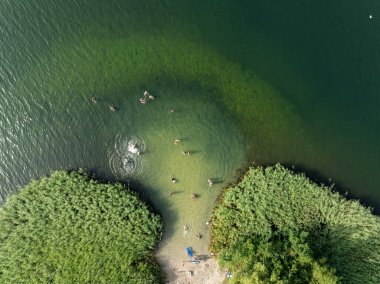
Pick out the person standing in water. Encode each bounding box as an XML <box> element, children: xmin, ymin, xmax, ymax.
<box><xmin>144</xmin><ymin>90</ymin><xmax>155</xmax><ymax>101</ymax></box>
<box><xmin>171</xmin><ymin>175</ymin><xmax>177</xmax><ymax>183</ymax></box>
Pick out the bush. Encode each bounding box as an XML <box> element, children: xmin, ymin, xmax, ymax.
<box><xmin>0</xmin><ymin>170</ymin><xmax>163</xmax><ymax>284</ymax></box>
<box><xmin>210</xmin><ymin>164</ymin><xmax>380</xmax><ymax>283</ymax></box>
<box><xmin>219</xmin><ymin>231</ymin><xmax>338</xmax><ymax>284</ymax></box>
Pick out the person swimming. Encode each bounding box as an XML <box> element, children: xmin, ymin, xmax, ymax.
<box><xmin>139</xmin><ymin>98</ymin><xmax>146</xmax><ymax>104</ymax></box>
<box><xmin>143</xmin><ymin>90</ymin><xmax>154</xmax><ymax>101</ymax></box>
<box><xmin>208</xmin><ymin>178</ymin><xmax>213</xmax><ymax>187</ymax></box>
<box><xmin>171</xmin><ymin>175</ymin><xmax>177</xmax><ymax>183</ymax></box>
<box><xmin>181</xmin><ymin>150</ymin><xmax>192</xmax><ymax>155</ymax></box>
<box><xmin>109</xmin><ymin>105</ymin><xmax>117</xmax><ymax>111</ymax></box>
<box><xmin>173</xmin><ymin>139</ymin><xmax>181</xmax><ymax>145</ymax></box>
<box><xmin>128</xmin><ymin>142</ymin><xmax>140</xmax><ymax>155</ymax></box>
<box><xmin>91</xmin><ymin>97</ymin><xmax>97</xmax><ymax>103</ymax></box>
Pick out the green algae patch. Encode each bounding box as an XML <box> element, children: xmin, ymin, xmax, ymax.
<box><xmin>210</xmin><ymin>164</ymin><xmax>380</xmax><ymax>283</ymax></box>
<box><xmin>0</xmin><ymin>170</ymin><xmax>163</xmax><ymax>284</ymax></box>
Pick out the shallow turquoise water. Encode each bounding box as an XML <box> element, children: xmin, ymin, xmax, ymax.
<box><xmin>1</xmin><ymin>0</ymin><xmax>380</xmax><ymax>261</ymax></box>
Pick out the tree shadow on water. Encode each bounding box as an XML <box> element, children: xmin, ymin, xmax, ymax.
<box><xmin>128</xmin><ymin>179</ymin><xmax>179</xmax><ymax>242</ymax></box>
<box><xmin>279</xmin><ymin>162</ymin><xmax>380</xmax><ymax>214</ymax></box>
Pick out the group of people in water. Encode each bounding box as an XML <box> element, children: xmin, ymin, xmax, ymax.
<box><xmin>91</xmin><ymin>96</ymin><xmax>118</xmax><ymax>112</ymax></box>
<box><xmin>139</xmin><ymin>90</ymin><xmax>155</xmax><ymax>104</ymax></box>
<box><xmin>92</xmin><ymin>90</ymin><xmax>213</xmax><ymax>244</ymax></box>
<box><xmin>91</xmin><ymin>89</ymin><xmax>155</xmax><ymax>111</ymax></box>
<box><xmin>170</xmin><ymin>135</ymin><xmax>215</xmax><ymax>243</ymax></box>
<box><xmin>170</xmin><ymin>169</ymin><xmax>214</xmax><ymax>200</ymax></box>
<box><xmin>183</xmin><ymin>224</ymin><xmax>205</xmax><ymax>241</ymax></box>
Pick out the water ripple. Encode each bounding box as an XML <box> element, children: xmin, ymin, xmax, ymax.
<box><xmin>108</xmin><ymin>135</ymin><xmax>146</xmax><ymax>179</ymax></box>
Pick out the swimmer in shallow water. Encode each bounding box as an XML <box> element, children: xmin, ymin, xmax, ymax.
<box><xmin>208</xmin><ymin>178</ymin><xmax>213</xmax><ymax>187</ymax></box>
<box><xmin>91</xmin><ymin>97</ymin><xmax>97</xmax><ymax>103</ymax></box>
<box><xmin>109</xmin><ymin>105</ymin><xmax>117</xmax><ymax>111</ymax></box>
<box><xmin>173</xmin><ymin>139</ymin><xmax>181</xmax><ymax>145</ymax></box>
<box><xmin>143</xmin><ymin>90</ymin><xmax>154</xmax><ymax>101</ymax></box>
<box><xmin>139</xmin><ymin>98</ymin><xmax>146</xmax><ymax>104</ymax></box>
<box><xmin>171</xmin><ymin>175</ymin><xmax>177</xmax><ymax>183</ymax></box>
<box><xmin>181</xmin><ymin>150</ymin><xmax>192</xmax><ymax>155</ymax></box>
<box><xmin>128</xmin><ymin>142</ymin><xmax>141</xmax><ymax>155</ymax></box>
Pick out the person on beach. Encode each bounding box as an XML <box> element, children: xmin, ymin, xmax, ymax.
<box><xmin>191</xmin><ymin>193</ymin><xmax>197</xmax><ymax>200</ymax></box>
<box><xmin>173</xmin><ymin>139</ymin><xmax>181</xmax><ymax>145</ymax></box>
<box><xmin>195</xmin><ymin>233</ymin><xmax>202</xmax><ymax>240</ymax></box>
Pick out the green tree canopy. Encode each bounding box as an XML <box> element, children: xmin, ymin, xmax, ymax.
<box><xmin>0</xmin><ymin>170</ymin><xmax>163</xmax><ymax>284</ymax></box>
<box><xmin>219</xmin><ymin>231</ymin><xmax>338</xmax><ymax>284</ymax></box>
<box><xmin>211</xmin><ymin>164</ymin><xmax>380</xmax><ymax>283</ymax></box>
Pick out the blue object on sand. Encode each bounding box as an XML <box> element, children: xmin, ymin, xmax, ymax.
<box><xmin>186</xmin><ymin>247</ymin><xmax>193</xmax><ymax>258</ymax></box>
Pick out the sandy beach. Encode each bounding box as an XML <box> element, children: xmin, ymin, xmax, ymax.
<box><xmin>160</xmin><ymin>254</ymin><xmax>225</xmax><ymax>284</ymax></box>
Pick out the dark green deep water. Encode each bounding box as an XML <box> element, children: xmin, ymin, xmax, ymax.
<box><xmin>1</xmin><ymin>0</ymin><xmax>380</xmax><ymax>259</ymax></box>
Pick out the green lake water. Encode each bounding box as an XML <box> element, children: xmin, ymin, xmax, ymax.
<box><xmin>1</xmin><ymin>0</ymin><xmax>380</xmax><ymax>266</ymax></box>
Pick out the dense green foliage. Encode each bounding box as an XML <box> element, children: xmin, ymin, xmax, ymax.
<box><xmin>211</xmin><ymin>164</ymin><xmax>380</xmax><ymax>283</ymax></box>
<box><xmin>0</xmin><ymin>170</ymin><xmax>163</xmax><ymax>284</ymax></box>
<box><xmin>219</xmin><ymin>231</ymin><xmax>338</xmax><ymax>284</ymax></box>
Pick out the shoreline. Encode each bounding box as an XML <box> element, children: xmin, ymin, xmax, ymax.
<box><xmin>157</xmin><ymin>253</ymin><xmax>225</xmax><ymax>284</ymax></box>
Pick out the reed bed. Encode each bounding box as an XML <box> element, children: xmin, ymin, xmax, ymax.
<box><xmin>210</xmin><ymin>164</ymin><xmax>380</xmax><ymax>283</ymax></box>
<box><xmin>0</xmin><ymin>170</ymin><xmax>163</xmax><ymax>284</ymax></box>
